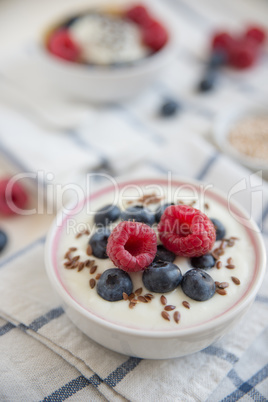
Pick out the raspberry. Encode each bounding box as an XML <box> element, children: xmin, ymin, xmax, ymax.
<box><xmin>228</xmin><ymin>38</ymin><xmax>258</xmax><ymax>69</ymax></box>
<box><xmin>47</xmin><ymin>29</ymin><xmax>80</xmax><ymax>62</ymax></box>
<box><xmin>107</xmin><ymin>221</ymin><xmax>157</xmax><ymax>272</ymax></box>
<box><xmin>158</xmin><ymin>205</ymin><xmax>216</xmax><ymax>258</ymax></box>
<box><xmin>0</xmin><ymin>177</ymin><xmax>28</xmax><ymax>216</ymax></box>
<box><xmin>211</xmin><ymin>31</ymin><xmax>234</xmax><ymax>54</ymax></box>
<box><xmin>142</xmin><ymin>20</ymin><xmax>168</xmax><ymax>51</ymax></box>
<box><xmin>245</xmin><ymin>26</ymin><xmax>266</xmax><ymax>45</ymax></box>
<box><xmin>125</xmin><ymin>4</ymin><xmax>151</xmax><ymax>27</ymax></box>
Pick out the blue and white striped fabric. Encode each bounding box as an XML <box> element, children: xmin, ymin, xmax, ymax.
<box><xmin>0</xmin><ymin>0</ymin><xmax>268</xmax><ymax>400</ymax></box>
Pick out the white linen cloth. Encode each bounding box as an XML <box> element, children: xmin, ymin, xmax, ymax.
<box><xmin>0</xmin><ymin>0</ymin><xmax>268</xmax><ymax>400</ymax></box>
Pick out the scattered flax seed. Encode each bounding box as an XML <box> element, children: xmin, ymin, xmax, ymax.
<box><xmin>219</xmin><ymin>240</ymin><xmax>227</xmax><ymax>250</ymax></box>
<box><xmin>138</xmin><ymin>296</ymin><xmax>147</xmax><ymax>303</ymax></box>
<box><xmin>64</xmin><ymin>251</ymin><xmax>72</xmax><ymax>260</ymax></box>
<box><xmin>189</xmin><ymin>200</ymin><xmax>196</xmax><ymax>207</ymax></box>
<box><xmin>84</xmin><ymin>230</ymin><xmax>90</xmax><ymax>235</ymax></box>
<box><xmin>90</xmin><ymin>265</ymin><xmax>98</xmax><ymax>275</ymax></box>
<box><xmin>215</xmin><ymin>281</ymin><xmax>220</xmax><ymax>287</ymax></box>
<box><xmin>216</xmin><ymin>261</ymin><xmax>222</xmax><ymax>269</ymax></box>
<box><xmin>76</xmin><ymin>233</ymin><xmax>82</xmax><ymax>239</ymax></box>
<box><xmin>129</xmin><ymin>302</ymin><xmax>136</xmax><ymax>309</ymax></box>
<box><xmin>129</xmin><ymin>293</ymin><xmax>135</xmax><ymax>301</ymax></box>
<box><xmin>122</xmin><ymin>292</ymin><xmax>129</xmax><ymax>301</ymax></box>
<box><xmin>161</xmin><ymin>311</ymin><xmax>170</xmax><ymax>321</ymax></box>
<box><xmin>72</xmin><ymin>255</ymin><xmax>80</xmax><ymax>262</ymax></box>
<box><xmin>64</xmin><ymin>261</ymin><xmax>72</xmax><ymax>267</ymax></box>
<box><xmin>71</xmin><ymin>261</ymin><xmax>79</xmax><ymax>269</ymax></box>
<box><xmin>212</xmin><ymin>248</ymin><xmax>225</xmax><ymax>260</ymax></box>
<box><xmin>227</xmin><ymin>239</ymin><xmax>235</xmax><ymax>247</ymax></box>
<box><xmin>227</xmin><ymin>257</ymin><xmax>233</xmax><ymax>265</ymax></box>
<box><xmin>134</xmin><ymin>288</ymin><xmax>143</xmax><ymax>296</ymax></box>
<box><xmin>182</xmin><ymin>301</ymin><xmax>190</xmax><ymax>309</ymax></box>
<box><xmin>217</xmin><ymin>282</ymin><xmax>229</xmax><ymax>289</ymax></box>
<box><xmin>86</xmin><ymin>245</ymin><xmax>93</xmax><ymax>256</ymax></box>
<box><xmin>89</xmin><ymin>278</ymin><xmax>96</xmax><ymax>289</ymax></box>
<box><xmin>230</xmin><ymin>236</ymin><xmax>240</xmax><ymax>241</ymax></box>
<box><xmin>164</xmin><ymin>305</ymin><xmax>176</xmax><ymax>311</ymax></box>
<box><xmin>144</xmin><ymin>295</ymin><xmax>152</xmax><ymax>302</ymax></box>
<box><xmin>69</xmin><ymin>247</ymin><xmax>77</xmax><ymax>252</ymax></box>
<box><xmin>78</xmin><ymin>262</ymin><xmax>85</xmax><ymax>272</ymax></box>
<box><xmin>87</xmin><ymin>260</ymin><xmax>96</xmax><ymax>268</ymax></box>
<box><xmin>204</xmin><ymin>203</ymin><xmax>209</xmax><ymax>210</ymax></box>
<box><xmin>231</xmin><ymin>276</ymin><xmax>241</xmax><ymax>285</ymax></box>
<box><xmin>226</xmin><ymin>264</ymin><xmax>235</xmax><ymax>269</ymax></box>
<box><xmin>216</xmin><ymin>288</ymin><xmax>227</xmax><ymax>296</ymax></box>
<box><xmin>95</xmin><ymin>273</ymin><xmax>102</xmax><ymax>280</ymax></box>
<box><xmin>160</xmin><ymin>295</ymin><xmax>167</xmax><ymax>305</ymax></box>
<box><xmin>144</xmin><ymin>293</ymin><xmax>154</xmax><ymax>299</ymax></box>
<box><xmin>174</xmin><ymin>311</ymin><xmax>181</xmax><ymax>324</ymax></box>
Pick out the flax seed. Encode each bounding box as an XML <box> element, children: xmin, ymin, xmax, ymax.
<box><xmin>78</xmin><ymin>262</ymin><xmax>85</xmax><ymax>272</ymax></box>
<box><xmin>227</xmin><ymin>257</ymin><xmax>233</xmax><ymax>265</ymax></box>
<box><xmin>174</xmin><ymin>311</ymin><xmax>181</xmax><ymax>324</ymax></box>
<box><xmin>160</xmin><ymin>295</ymin><xmax>167</xmax><ymax>305</ymax></box>
<box><xmin>129</xmin><ymin>293</ymin><xmax>135</xmax><ymax>301</ymax></box>
<box><xmin>122</xmin><ymin>292</ymin><xmax>129</xmax><ymax>300</ymax></box>
<box><xmin>161</xmin><ymin>311</ymin><xmax>170</xmax><ymax>321</ymax></box>
<box><xmin>218</xmin><ymin>282</ymin><xmax>229</xmax><ymax>289</ymax></box>
<box><xmin>64</xmin><ymin>261</ymin><xmax>72</xmax><ymax>267</ymax></box>
<box><xmin>134</xmin><ymin>288</ymin><xmax>143</xmax><ymax>296</ymax></box>
<box><xmin>231</xmin><ymin>276</ymin><xmax>240</xmax><ymax>285</ymax></box>
<box><xmin>164</xmin><ymin>305</ymin><xmax>176</xmax><ymax>311</ymax></box>
<box><xmin>69</xmin><ymin>247</ymin><xmax>77</xmax><ymax>252</ymax></box>
<box><xmin>227</xmin><ymin>239</ymin><xmax>235</xmax><ymax>247</ymax></box>
<box><xmin>95</xmin><ymin>273</ymin><xmax>102</xmax><ymax>280</ymax></box>
<box><xmin>216</xmin><ymin>288</ymin><xmax>227</xmax><ymax>295</ymax></box>
<box><xmin>90</xmin><ymin>265</ymin><xmax>97</xmax><ymax>274</ymax></box>
<box><xmin>138</xmin><ymin>296</ymin><xmax>147</xmax><ymax>303</ymax></box>
<box><xmin>129</xmin><ymin>302</ymin><xmax>136</xmax><ymax>309</ymax></box>
<box><xmin>226</xmin><ymin>264</ymin><xmax>235</xmax><ymax>269</ymax></box>
<box><xmin>72</xmin><ymin>255</ymin><xmax>80</xmax><ymax>262</ymax></box>
<box><xmin>144</xmin><ymin>293</ymin><xmax>154</xmax><ymax>299</ymax></box>
<box><xmin>182</xmin><ymin>301</ymin><xmax>190</xmax><ymax>309</ymax></box>
<box><xmin>216</xmin><ymin>261</ymin><xmax>222</xmax><ymax>269</ymax></box>
<box><xmin>144</xmin><ymin>295</ymin><xmax>152</xmax><ymax>302</ymax></box>
<box><xmin>89</xmin><ymin>278</ymin><xmax>96</xmax><ymax>289</ymax></box>
<box><xmin>64</xmin><ymin>251</ymin><xmax>72</xmax><ymax>260</ymax></box>
<box><xmin>86</xmin><ymin>245</ymin><xmax>93</xmax><ymax>256</ymax></box>
<box><xmin>76</xmin><ymin>233</ymin><xmax>82</xmax><ymax>239</ymax></box>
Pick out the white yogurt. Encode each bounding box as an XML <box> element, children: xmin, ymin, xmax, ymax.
<box><xmin>69</xmin><ymin>12</ymin><xmax>150</xmax><ymax>65</ymax></box>
<box><xmin>57</xmin><ymin>183</ymin><xmax>256</xmax><ymax>331</ymax></box>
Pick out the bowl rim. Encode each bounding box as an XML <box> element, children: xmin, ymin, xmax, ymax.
<box><xmin>45</xmin><ymin>176</ymin><xmax>266</xmax><ymax>338</ymax></box>
<box><xmin>39</xmin><ymin>3</ymin><xmax>177</xmax><ymax>78</ymax></box>
<box><xmin>213</xmin><ymin>103</ymin><xmax>268</xmax><ymax>172</ymax></box>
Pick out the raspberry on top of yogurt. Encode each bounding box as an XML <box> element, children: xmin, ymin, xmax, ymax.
<box><xmin>46</xmin><ymin>4</ymin><xmax>169</xmax><ymax>65</ymax></box>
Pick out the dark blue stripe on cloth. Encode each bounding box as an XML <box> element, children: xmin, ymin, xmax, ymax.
<box><xmin>222</xmin><ymin>364</ymin><xmax>268</xmax><ymax>402</ymax></box>
<box><xmin>0</xmin><ymin>235</ymin><xmax>46</xmax><ymax>269</ymax></box>
<box><xmin>42</xmin><ymin>375</ymin><xmax>92</xmax><ymax>402</ymax></box>
<box><xmin>258</xmin><ymin>200</ymin><xmax>268</xmax><ymax>231</ymax></box>
<box><xmin>256</xmin><ymin>295</ymin><xmax>268</xmax><ymax>304</ymax></box>
<box><xmin>195</xmin><ymin>152</ymin><xmax>220</xmax><ymax>181</ymax></box>
<box><xmin>0</xmin><ymin>307</ymin><xmax>64</xmax><ymax>337</ymax></box>
<box><xmin>202</xmin><ymin>345</ymin><xmax>239</xmax><ymax>364</ymax></box>
<box><xmin>147</xmin><ymin>161</ymin><xmax>170</xmax><ymax>174</ymax></box>
<box><xmin>104</xmin><ymin>357</ymin><xmax>141</xmax><ymax>387</ymax></box>
<box><xmin>0</xmin><ymin>322</ymin><xmax>16</xmax><ymax>336</ymax></box>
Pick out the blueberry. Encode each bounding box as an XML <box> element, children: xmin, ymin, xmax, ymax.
<box><xmin>153</xmin><ymin>245</ymin><xmax>176</xmax><ymax>263</ymax></box>
<box><xmin>181</xmin><ymin>269</ymin><xmax>216</xmax><ymax>301</ymax></box>
<box><xmin>121</xmin><ymin>205</ymin><xmax>155</xmax><ymax>226</ymax></box>
<box><xmin>160</xmin><ymin>99</ymin><xmax>180</xmax><ymax>117</ymax></box>
<box><xmin>97</xmin><ymin>268</ymin><xmax>133</xmax><ymax>301</ymax></box>
<box><xmin>89</xmin><ymin>228</ymin><xmax>110</xmax><ymax>259</ymax></box>
<box><xmin>0</xmin><ymin>230</ymin><xmax>8</xmax><ymax>253</ymax></box>
<box><xmin>142</xmin><ymin>261</ymin><xmax>182</xmax><ymax>293</ymax></box>
<box><xmin>198</xmin><ymin>70</ymin><xmax>216</xmax><ymax>92</ymax></box>
<box><xmin>210</xmin><ymin>218</ymin><xmax>226</xmax><ymax>241</ymax></box>
<box><xmin>155</xmin><ymin>202</ymin><xmax>174</xmax><ymax>223</ymax></box>
<box><xmin>190</xmin><ymin>253</ymin><xmax>216</xmax><ymax>269</ymax></box>
<box><xmin>94</xmin><ymin>204</ymin><xmax>121</xmax><ymax>227</ymax></box>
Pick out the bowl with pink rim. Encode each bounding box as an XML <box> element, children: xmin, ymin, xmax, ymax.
<box><xmin>45</xmin><ymin>176</ymin><xmax>266</xmax><ymax>359</ymax></box>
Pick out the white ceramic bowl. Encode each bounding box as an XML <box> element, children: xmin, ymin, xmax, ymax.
<box><xmin>36</xmin><ymin>2</ymin><xmax>177</xmax><ymax>102</ymax></box>
<box><xmin>213</xmin><ymin>103</ymin><xmax>268</xmax><ymax>178</ymax></box>
<box><xmin>45</xmin><ymin>177</ymin><xmax>266</xmax><ymax>359</ymax></box>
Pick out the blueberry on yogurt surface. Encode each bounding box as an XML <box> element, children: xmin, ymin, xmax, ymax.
<box><xmin>89</xmin><ymin>228</ymin><xmax>110</xmax><ymax>259</ymax></box>
<box><xmin>94</xmin><ymin>204</ymin><xmax>121</xmax><ymax>227</ymax></box>
<box><xmin>153</xmin><ymin>245</ymin><xmax>176</xmax><ymax>263</ymax></box>
<box><xmin>0</xmin><ymin>229</ymin><xmax>8</xmax><ymax>253</ymax></box>
<box><xmin>210</xmin><ymin>218</ymin><xmax>226</xmax><ymax>241</ymax></box>
<box><xmin>121</xmin><ymin>205</ymin><xmax>155</xmax><ymax>226</ymax></box>
<box><xmin>190</xmin><ymin>253</ymin><xmax>216</xmax><ymax>269</ymax></box>
<box><xmin>97</xmin><ymin>268</ymin><xmax>133</xmax><ymax>301</ymax></box>
<box><xmin>142</xmin><ymin>261</ymin><xmax>182</xmax><ymax>293</ymax></box>
<box><xmin>181</xmin><ymin>269</ymin><xmax>216</xmax><ymax>301</ymax></box>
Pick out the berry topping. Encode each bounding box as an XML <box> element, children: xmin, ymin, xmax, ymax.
<box><xmin>142</xmin><ymin>261</ymin><xmax>182</xmax><ymax>293</ymax></box>
<box><xmin>121</xmin><ymin>205</ymin><xmax>155</xmax><ymax>226</ymax></box>
<box><xmin>211</xmin><ymin>31</ymin><xmax>234</xmax><ymax>54</ymax></box>
<box><xmin>210</xmin><ymin>218</ymin><xmax>226</xmax><ymax>241</ymax></box>
<box><xmin>155</xmin><ymin>202</ymin><xmax>174</xmax><ymax>222</ymax></box>
<box><xmin>0</xmin><ymin>177</ymin><xmax>28</xmax><ymax>216</ymax></box>
<box><xmin>153</xmin><ymin>245</ymin><xmax>176</xmax><ymax>263</ymax></box>
<box><xmin>47</xmin><ymin>29</ymin><xmax>81</xmax><ymax>62</ymax></box>
<box><xmin>142</xmin><ymin>20</ymin><xmax>168</xmax><ymax>51</ymax></box>
<box><xmin>245</xmin><ymin>26</ymin><xmax>266</xmax><ymax>45</ymax></box>
<box><xmin>94</xmin><ymin>204</ymin><xmax>121</xmax><ymax>227</ymax></box>
<box><xmin>125</xmin><ymin>4</ymin><xmax>151</xmax><ymax>27</ymax></box>
<box><xmin>159</xmin><ymin>100</ymin><xmax>180</xmax><ymax>117</ymax></box>
<box><xmin>228</xmin><ymin>38</ymin><xmax>258</xmax><ymax>69</ymax></box>
<box><xmin>97</xmin><ymin>268</ymin><xmax>133</xmax><ymax>301</ymax></box>
<box><xmin>107</xmin><ymin>221</ymin><xmax>157</xmax><ymax>272</ymax></box>
<box><xmin>89</xmin><ymin>228</ymin><xmax>110</xmax><ymax>259</ymax></box>
<box><xmin>190</xmin><ymin>253</ymin><xmax>216</xmax><ymax>269</ymax></box>
<box><xmin>158</xmin><ymin>205</ymin><xmax>216</xmax><ymax>257</ymax></box>
<box><xmin>181</xmin><ymin>269</ymin><xmax>216</xmax><ymax>301</ymax></box>
<box><xmin>0</xmin><ymin>230</ymin><xmax>8</xmax><ymax>253</ymax></box>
